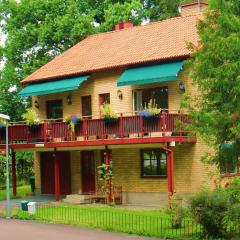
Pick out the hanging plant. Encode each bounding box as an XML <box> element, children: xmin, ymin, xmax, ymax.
<box><xmin>64</xmin><ymin>115</ymin><xmax>82</xmax><ymax>134</ymax></box>
<box><xmin>100</xmin><ymin>104</ymin><xmax>118</xmax><ymax>125</ymax></box>
<box><xmin>22</xmin><ymin>109</ymin><xmax>40</xmax><ymax>130</ymax></box>
<box><xmin>139</xmin><ymin>99</ymin><xmax>161</xmax><ymax>122</ymax></box>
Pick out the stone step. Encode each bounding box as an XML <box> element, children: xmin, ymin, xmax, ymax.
<box><xmin>63</xmin><ymin>194</ymin><xmax>94</xmax><ymax>204</ymax></box>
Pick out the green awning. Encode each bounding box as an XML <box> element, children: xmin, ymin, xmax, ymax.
<box><xmin>117</xmin><ymin>61</ymin><xmax>184</xmax><ymax>86</ymax></box>
<box><xmin>19</xmin><ymin>75</ymin><xmax>90</xmax><ymax>97</ymax></box>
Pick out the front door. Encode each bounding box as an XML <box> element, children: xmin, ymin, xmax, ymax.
<box><xmin>41</xmin><ymin>151</ymin><xmax>71</xmax><ymax>195</ymax></box>
<box><xmin>82</xmin><ymin>95</ymin><xmax>92</xmax><ymax>119</ymax></box>
<box><xmin>81</xmin><ymin>151</ymin><xmax>95</xmax><ymax>194</ymax></box>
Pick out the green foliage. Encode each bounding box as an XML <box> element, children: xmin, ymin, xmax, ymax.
<box><xmin>100</xmin><ymin>103</ymin><xmax>118</xmax><ymax>120</ymax></box>
<box><xmin>184</xmin><ymin>0</ymin><xmax>240</xmax><ymax>168</ymax></box>
<box><xmin>0</xmin><ymin>152</ymin><xmax>33</xmax><ymax>187</ymax></box>
<box><xmin>189</xmin><ymin>189</ymin><xmax>229</xmax><ymax>238</ymax></box>
<box><xmin>0</xmin><ymin>0</ymin><xmax>184</xmax><ymax>121</ymax></box>
<box><xmin>225</xmin><ymin>177</ymin><xmax>240</xmax><ymax>204</ymax></box>
<box><xmin>189</xmin><ymin>179</ymin><xmax>240</xmax><ymax>238</ymax></box>
<box><xmin>144</xmin><ymin>99</ymin><xmax>161</xmax><ymax>116</ymax></box>
<box><xmin>22</xmin><ymin>108</ymin><xmax>40</xmax><ymax>126</ymax></box>
<box><xmin>167</xmin><ymin>198</ymin><xmax>188</xmax><ymax>229</ymax></box>
<box><xmin>15</xmin><ymin>204</ymin><xmax>200</xmax><ymax>238</ymax></box>
<box><xmin>0</xmin><ymin>185</ymin><xmax>31</xmax><ymax>201</ymax></box>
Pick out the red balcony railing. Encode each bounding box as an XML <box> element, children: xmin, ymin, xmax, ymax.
<box><xmin>0</xmin><ymin>111</ymin><xmax>192</xmax><ymax>145</ymax></box>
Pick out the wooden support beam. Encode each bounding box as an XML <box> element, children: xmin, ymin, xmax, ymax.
<box><xmin>53</xmin><ymin>150</ymin><xmax>60</xmax><ymax>201</ymax></box>
<box><xmin>166</xmin><ymin>146</ymin><xmax>174</xmax><ymax>195</ymax></box>
<box><xmin>11</xmin><ymin>150</ymin><xmax>17</xmax><ymax>197</ymax></box>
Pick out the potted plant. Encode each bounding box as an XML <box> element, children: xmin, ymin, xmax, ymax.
<box><xmin>64</xmin><ymin>115</ymin><xmax>82</xmax><ymax>135</ymax></box>
<box><xmin>139</xmin><ymin>99</ymin><xmax>161</xmax><ymax>123</ymax></box>
<box><xmin>100</xmin><ymin>104</ymin><xmax>118</xmax><ymax>125</ymax></box>
<box><xmin>22</xmin><ymin>109</ymin><xmax>41</xmax><ymax>130</ymax></box>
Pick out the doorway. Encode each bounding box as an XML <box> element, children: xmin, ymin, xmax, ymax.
<box><xmin>40</xmin><ymin>151</ymin><xmax>71</xmax><ymax>195</ymax></box>
<box><xmin>81</xmin><ymin>151</ymin><xmax>95</xmax><ymax>194</ymax></box>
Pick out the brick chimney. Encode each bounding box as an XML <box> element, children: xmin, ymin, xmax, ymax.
<box><xmin>115</xmin><ymin>22</ymin><xmax>134</xmax><ymax>30</ymax></box>
<box><xmin>179</xmin><ymin>1</ymin><xmax>208</xmax><ymax>17</ymax></box>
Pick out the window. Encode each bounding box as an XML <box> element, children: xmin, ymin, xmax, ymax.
<box><xmin>220</xmin><ymin>161</ymin><xmax>240</xmax><ymax>175</ymax></box>
<box><xmin>46</xmin><ymin>100</ymin><xmax>63</xmax><ymax>119</ymax></box>
<box><xmin>219</xmin><ymin>147</ymin><xmax>240</xmax><ymax>176</ymax></box>
<box><xmin>82</xmin><ymin>95</ymin><xmax>92</xmax><ymax>119</ymax></box>
<box><xmin>141</xmin><ymin>149</ymin><xmax>167</xmax><ymax>177</ymax></box>
<box><xmin>99</xmin><ymin>93</ymin><xmax>110</xmax><ymax>106</ymax></box>
<box><xmin>134</xmin><ymin>87</ymin><xmax>168</xmax><ymax>112</ymax></box>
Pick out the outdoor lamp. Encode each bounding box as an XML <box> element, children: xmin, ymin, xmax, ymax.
<box><xmin>67</xmin><ymin>95</ymin><xmax>72</xmax><ymax>105</ymax></box>
<box><xmin>0</xmin><ymin>113</ymin><xmax>10</xmax><ymax>218</ymax></box>
<box><xmin>178</xmin><ymin>81</ymin><xmax>185</xmax><ymax>93</ymax></box>
<box><xmin>34</xmin><ymin>100</ymin><xmax>40</xmax><ymax>109</ymax></box>
<box><xmin>117</xmin><ymin>90</ymin><xmax>123</xmax><ymax>100</ymax></box>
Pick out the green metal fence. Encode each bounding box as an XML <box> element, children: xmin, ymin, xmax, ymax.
<box><xmin>16</xmin><ymin>203</ymin><xmax>202</xmax><ymax>238</ymax></box>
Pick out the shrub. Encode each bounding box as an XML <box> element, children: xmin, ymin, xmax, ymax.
<box><xmin>225</xmin><ymin>177</ymin><xmax>240</xmax><ymax>204</ymax></box>
<box><xmin>167</xmin><ymin>197</ymin><xmax>188</xmax><ymax>229</ymax></box>
<box><xmin>224</xmin><ymin>203</ymin><xmax>240</xmax><ymax>234</ymax></box>
<box><xmin>189</xmin><ymin>189</ymin><xmax>229</xmax><ymax>238</ymax></box>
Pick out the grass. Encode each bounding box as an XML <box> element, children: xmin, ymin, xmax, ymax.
<box><xmin>0</xmin><ymin>185</ymin><xmax>31</xmax><ymax>201</ymax></box>
<box><xmin>15</xmin><ymin>204</ymin><xmax>201</xmax><ymax>239</ymax></box>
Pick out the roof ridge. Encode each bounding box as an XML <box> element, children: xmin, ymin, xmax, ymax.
<box><xmin>85</xmin><ymin>13</ymin><xmax>203</xmax><ymax>40</ymax></box>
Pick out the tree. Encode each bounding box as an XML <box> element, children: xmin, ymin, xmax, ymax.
<box><xmin>185</xmin><ymin>0</ymin><xmax>240</xmax><ymax>169</ymax></box>
<box><xmin>0</xmin><ymin>0</ymin><xmax>184</xmax><ymax>121</ymax></box>
<box><xmin>0</xmin><ymin>0</ymin><xmax>184</xmax><ymax>184</ymax></box>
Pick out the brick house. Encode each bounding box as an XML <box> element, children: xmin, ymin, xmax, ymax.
<box><xmin>0</xmin><ymin>1</ymin><xmax>216</xmax><ymax>206</ymax></box>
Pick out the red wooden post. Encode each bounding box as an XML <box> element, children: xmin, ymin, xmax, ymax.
<box><xmin>119</xmin><ymin>113</ymin><xmax>123</xmax><ymax>138</ymax></box>
<box><xmin>140</xmin><ymin>116</ymin><xmax>144</xmax><ymax>137</ymax></box>
<box><xmin>166</xmin><ymin>146</ymin><xmax>174</xmax><ymax>195</ymax></box>
<box><xmin>161</xmin><ymin>111</ymin><xmax>167</xmax><ymax>136</ymax></box>
<box><xmin>82</xmin><ymin>120</ymin><xmax>87</xmax><ymax>140</ymax></box>
<box><xmin>53</xmin><ymin>150</ymin><xmax>60</xmax><ymax>201</ymax></box>
<box><xmin>105</xmin><ymin>146</ymin><xmax>112</xmax><ymax>203</ymax></box>
<box><xmin>12</xmin><ymin>150</ymin><xmax>17</xmax><ymax>197</ymax></box>
<box><xmin>170</xmin><ymin>148</ymin><xmax>174</xmax><ymax>193</ymax></box>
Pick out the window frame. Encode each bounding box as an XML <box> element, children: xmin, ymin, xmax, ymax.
<box><xmin>133</xmin><ymin>86</ymin><xmax>169</xmax><ymax>113</ymax></box>
<box><xmin>141</xmin><ymin>149</ymin><xmax>167</xmax><ymax>178</ymax></box>
<box><xmin>46</xmin><ymin>99</ymin><xmax>63</xmax><ymax>120</ymax></box>
<box><xmin>99</xmin><ymin>93</ymin><xmax>110</xmax><ymax>107</ymax></box>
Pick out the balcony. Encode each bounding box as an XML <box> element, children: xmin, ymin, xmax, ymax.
<box><xmin>0</xmin><ymin>111</ymin><xmax>196</xmax><ymax>149</ymax></box>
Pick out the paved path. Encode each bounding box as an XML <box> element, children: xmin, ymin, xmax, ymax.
<box><xmin>0</xmin><ymin>219</ymin><xmax>160</xmax><ymax>240</ymax></box>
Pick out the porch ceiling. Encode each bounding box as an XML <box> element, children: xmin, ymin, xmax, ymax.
<box><xmin>4</xmin><ymin>136</ymin><xmax>197</xmax><ymax>151</ymax></box>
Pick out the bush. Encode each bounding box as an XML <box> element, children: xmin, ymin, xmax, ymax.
<box><xmin>189</xmin><ymin>189</ymin><xmax>229</xmax><ymax>238</ymax></box>
<box><xmin>224</xmin><ymin>203</ymin><xmax>240</xmax><ymax>234</ymax></box>
<box><xmin>167</xmin><ymin>197</ymin><xmax>188</xmax><ymax>229</ymax></box>
<box><xmin>225</xmin><ymin>177</ymin><xmax>240</xmax><ymax>204</ymax></box>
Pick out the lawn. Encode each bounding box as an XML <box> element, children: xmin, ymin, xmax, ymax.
<box><xmin>16</xmin><ymin>204</ymin><xmax>201</xmax><ymax>239</ymax></box>
<box><xmin>0</xmin><ymin>185</ymin><xmax>31</xmax><ymax>201</ymax></box>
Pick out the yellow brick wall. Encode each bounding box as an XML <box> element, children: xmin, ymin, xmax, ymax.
<box><xmin>32</xmin><ymin>68</ymin><xmax>186</xmax><ymax>119</ymax></box>
<box><xmin>31</xmin><ymin>66</ymin><xmax>218</xmax><ymax>201</ymax></box>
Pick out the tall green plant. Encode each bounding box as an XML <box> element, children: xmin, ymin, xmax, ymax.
<box><xmin>183</xmin><ymin>0</ymin><xmax>240</xmax><ymax>168</ymax></box>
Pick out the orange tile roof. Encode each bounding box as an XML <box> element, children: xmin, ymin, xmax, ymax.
<box><xmin>22</xmin><ymin>14</ymin><xmax>203</xmax><ymax>84</ymax></box>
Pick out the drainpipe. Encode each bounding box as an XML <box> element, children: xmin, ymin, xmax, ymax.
<box><xmin>161</xmin><ymin>145</ymin><xmax>175</xmax><ymax>197</ymax></box>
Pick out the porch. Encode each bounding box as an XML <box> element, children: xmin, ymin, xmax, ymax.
<box><xmin>22</xmin><ymin>140</ymin><xmax>199</xmax><ymax>207</ymax></box>
<box><xmin>0</xmin><ymin>111</ymin><xmax>195</xmax><ymax>150</ymax></box>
